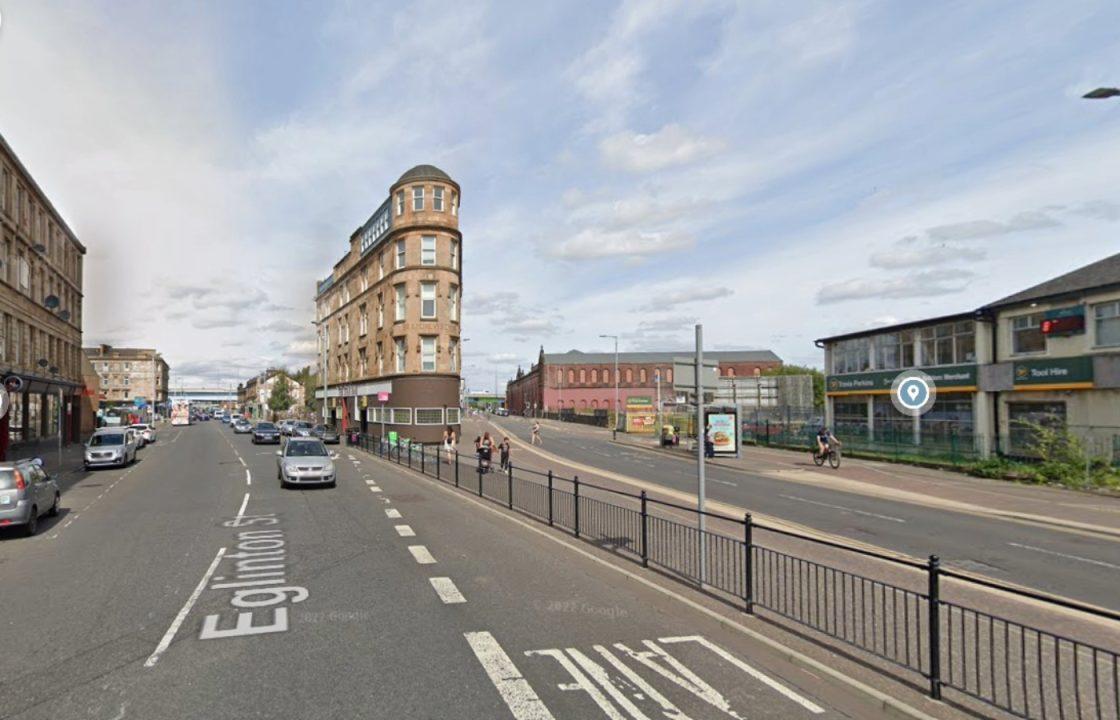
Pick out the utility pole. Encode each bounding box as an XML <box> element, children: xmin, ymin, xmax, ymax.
<box><xmin>695</xmin><ymin>323</ymin><xmax>706</xmax><ymax>586</ymax></box>
<box><xmin>600</xmin><ymin>334</ymin><xmax>619</xmax><ymax>440</ymax></box>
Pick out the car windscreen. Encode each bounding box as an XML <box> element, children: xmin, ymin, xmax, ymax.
<box><xmin>285</xmin><ymin>442</ymin><xmax>328</xmax><ymax>457</ymax></box>
<box><xmin>0</xmin><ymin>469</ymin><xmax>18</xmax><ymax>489</ymax></box>
<box><xmin>257</xmin><ymin>423</ymin><xmax>276</xmax><ymax>430</ymax></box>
<box><xmin>90</xmin><ymin>434</ymin><xmax>125</xmax><ymax>446</ymax></box>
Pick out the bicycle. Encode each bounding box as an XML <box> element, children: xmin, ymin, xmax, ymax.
<box><xmin>812</xmin><ymin>444</ymin><xmax>841</xmax><ymax>469</ymax></box>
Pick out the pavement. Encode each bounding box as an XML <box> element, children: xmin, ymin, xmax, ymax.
<box><xmin>471</xmin><ymin>414</ymin><xmax>1120</xmax><ymax>612</ymax></box>
<box><xmin>0</xmin><ymin>419</ymin><xmax>962</xmax><ymax>720</ymax></box>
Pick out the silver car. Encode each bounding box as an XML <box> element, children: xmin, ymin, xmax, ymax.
<box><xmin>276</xmin><ymin>438</ymin><xmax>337</xmax><ymax>488</ymax></box>
<box><xmin>0</xmin><ymin>458</ymin><xmax>60</xmax><ymax>536</ymax></box>
<box><xmin>129</xmin><ymin>423</ymin><xmax>156</xmax><ymax>445</ymax></box>
<box><xmin>84</xmin><ymin>429</ymin><xmax>138</xmax><ymax>469</ymax></box>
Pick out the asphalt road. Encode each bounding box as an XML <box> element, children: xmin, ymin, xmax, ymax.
<box><xmin>482</xmin><ymin>415</ymin><xmax>1120</xmax><ymax>611</ymax></box>
<box><xmin>0</xmin><ymin>421</ymin><xmax>924</xmax><ymax>720</ymax></box>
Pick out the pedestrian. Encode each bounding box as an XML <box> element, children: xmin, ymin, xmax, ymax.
<box><xmin>704</xmin><ymin>424</ymin><xmax>715</xmax><ymax>459</ymax></box>
<box><xmin>499</xmin><ymin>436</ymin><xmax>511</xmax><ymax>470</ymax></box>
<box><xmin>443</xmin><ymin>425</ymin><xmax>456</xmax><ymax>464</ymax></box>
<box><xmin>531</xmin><ymin>420</ymin><xmax>542</xmax><ymax>446</ymax></box>
<box><xmin>480</xmin><ymin>432</ymin><xmax>494</xmax><ymax>473</ymax></box>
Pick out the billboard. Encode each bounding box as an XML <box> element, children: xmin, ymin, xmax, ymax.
<box><xmin>707</xmin><ymin>411</ymin><xmax>738</xmax><ymax>456</ymax></box>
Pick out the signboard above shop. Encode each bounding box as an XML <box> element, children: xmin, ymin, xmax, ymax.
<box><xmin>1012</xmin><ymin>356</ymin><xmax>1094</xmax><ymax>389</ymax></box>
<box><xmin>826</xmin><ymin>364</ymin><xmax>977</xmax><ymax>395</ymax></box>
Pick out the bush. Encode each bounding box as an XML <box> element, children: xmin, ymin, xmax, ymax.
<box><xmin>1018</xmin><ymin>421</ymin><xmax>1119</xmax><ymax>489</ymax></box>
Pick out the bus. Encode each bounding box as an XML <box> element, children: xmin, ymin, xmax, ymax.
<box><xmin>170</xmin><ymin>399</ymin><xmax>192</xmax><ymax>426</ymax></box>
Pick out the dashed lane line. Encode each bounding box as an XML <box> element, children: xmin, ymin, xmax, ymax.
<box><xmin>1008</xmin><ymin>542</ymin><xmax>1120</xmax><ymax>571</ymax></box>
<box><xmin>235</xmin><ymin>492</ymin><xmax>250</xmax><ymax>518</ymax></box>
<box><xmin>369</xmin><ymin>486</ymin><xmax>382</xmax><ymax>493</ymax></box>
<box><xmin>408</xmin><ymin>545</ymin><xmax>437</xmax><ymax>564</ymax></box>
<box><xmin>779</xmin><ymin>494</ymin><xmax>906</xmax><ymax>524</ymax></box>
<box><xmin>144</xmin><ymin>547</ymin><xmax>227</xmax><ymax>668</ymax></box>
<box><xmin>429</xmin><ymin>577</ymin><xmax>466</xmax><ymax>604</ymax></box>
<box><xmin>394</xmin><ymin>525</ymin><xmax>416</xmax><ymax>537</ymax></box>
<box><xmin>385</xmin><ymin>509</ymin><xmax>402</xmax><ymax>519</ymax></box>
<box><xmin>245</xmin><ymin>468</ymin><xmax>252</xmax><ymax>486</ymax></box>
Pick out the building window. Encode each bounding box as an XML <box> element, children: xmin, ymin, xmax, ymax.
<box><xmin>379</xmin><ymin>252</ymin><xmax>385</xmax><ymax>280</ymax></box>
<box><xmin>449</xmin><ymin>285</ymin><xmax>459</xmax><ymax>322</ymax></box>
<box><xmin>640</xmin><ymin>368</ymin><xmax>647</xmax><ymax>383</ymax></box>
<box><xmin>416</xmin><ymin>407</ymin><xmax>443</xmax><ymax>425</ymax></box>
<box><xmin>451</xmin><ymin>191</ymin><xmax>458</xmax><ymax>216</ymax></box>
<box><xmin>421</xmin><ymin>235</ymin><xmax>436</xmax><ymax>266</ymax></box>
<box><xmin>446</xmin><ymin>407</ymin><xmax>461</xmax><ymax>424</ymax></box>
<box><xmin>449</xmin><ymin>338</ymin><xmax>458</xmax><ymax>372</ymax></box>
<box><xmin>591</xmin><ymin>369</ymin><xmax>598</xmax><ymax>384</ymax></box>
<box><xmin>18</xmin><ymin>256</ymin><xmax>29</xmax><ymax>292</ymax></box>
<box><xmin>412</xmin><ymin>186</ymin><xmax>424</xmax><ymax>211</ymax></box>
<box><xmin>667</xmin><ymin>368</ymin><xmax>673</xmax><ymax>383</ymax></box>
<box><xmin>579</xmin><ymin>369</ymin><xmax>586</xmax><ymax>383</ymax></box>
<box><xmin>421</xmin><ymin>336</ymin><xmax>436</xmax><ymax>371</ymax></box>
<box><xmin>1094</xmin><ymin>301</ymin><xmax>1120</xmax><ymax>347</ymax></box>
<box><xmin>1011</xmin><ymin>313</ymin><xmax>1045</xmax><ymax>354</ymax></box>
<box><xmin>832</xmin><ymin>337</ymin><xmax>871</xmax><ymax>374</ymax></box>
<box><xmin>360</xmin><ymin>274</ymin><xmax>368</xmax><ymax>293</ymax></box>
<box><xmin>396</xmin><ymin>190</ymin><xmax>405</xmax><ymax>216</ymax></box>
<box><xmin>395</xmin><ymin>337</ymin><xmax>406</xmax><ymax>372</ymax></box>
<box><xmin>376</xmin><ymin>342</ymin><xmax>384</xmax><ymax>374</ymax></box>
<box><xmin>450</xmin><ymin>239</ymin><xmax>459</xmax><ymax>270</ymax></box>
<box><xmin>568</xmin><ymin>369</ymin><xmax>575</xmax><ymax>384</ymax></box>
<box><xmin>359</xmin><ymin>305</ymin><xmax>368</xmax><ymax>336</ymax></box>
<box><xmin>392</xmin><ymin>407</ymin><xmax>412</xmax><ymax>425</ymax></box>
<box><xmin>625</xmin><ymin>369</ymin><xmax>632</xmax><ymax>383</ymax></box>
<box><xmin>396</xmin><ymin>240</ymin><xmax>406</xmax><ymax>269</ymax></box>
<box><xmin>395</xmin><ymin>284</ymin><xmax>406</xmax><ymax>321</ymax></box>
<box><xmin>420</xmin><ymin>282</ymin><xmax>437</xmax><ymax>319</ymax></box>
<box><xmin>433</xmin><ymin>187</ymin><xmax>444</xmax><ymax>212</ymax></box>
<box><xmin>377</xmin><ymin>295</ymin><xmax>384</xmax><ymax>328</ymax></box>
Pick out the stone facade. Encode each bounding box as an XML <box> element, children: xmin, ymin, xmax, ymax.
<box><xmin>82</xmin><ymin>345</ymin><xmax>169</xmax><ymax>412</ymax></box>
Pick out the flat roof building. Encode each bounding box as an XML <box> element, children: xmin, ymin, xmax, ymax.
<box><xmin>816</xmin><ymin>252</ymin><xmax>1120</xmax><ymax>459</ymax></box>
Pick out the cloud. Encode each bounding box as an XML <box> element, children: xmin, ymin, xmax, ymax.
<box><xmin>191</xmin><ymin>316</ymin><xmax>240</xmax><ymax>330</ymax></box>
<box><xmin>464</xmin><ymin>291</ymin><xmax>520</xmax><ymax>316</ymax></box>
<box><xmin>259</xmin><ymin>320</ymin><xmax>305</xmax><ymax>333</ymax></box>
<box><xmin>550</xmin><ymin>228</ymin><xmax>694</xmax><ymax>260</ymax></box>
<box><xmin>1069</xmin><ymin>200</ymin><xmax>1120</xmax><ymax>222</ymax></box>
<box><xmin>634</xmin><ymin>315</ymin><xmax>697</xmax><ymax>333</ymax></box>
<box><xmin>638</xmin><ymin>285</ymin><xmax>733</xmax><ymax>311</ymax></box>
<box><xmin>926</xmin><ymin>211</ymin><xmax>1060</xmax><ymax>242</ymax></box>
<box><xmin>869</xmin><ymin>236</ymin><xmax>986</xmax><ymax>269</ymax></box>
<box><xmin>497</xmin><ymin>317</ymin><xmax>561</xmax><ymax>335</ymax></box>
<box><xmin>600</xmin><ymin>124</ymin><xmax>725</xmax><ymax>173</ymax></box>
<box><xmin>487</xmin><ymin>352</ymin><xmax>519</xmax><ymax>363</ymax></box>
<box><xmin>816</xmin><ymin>269</ymin><xmax>975</xmax><ymax>304</ymax></box>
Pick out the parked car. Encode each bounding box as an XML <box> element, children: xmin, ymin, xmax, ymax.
<box><xmin>252</xmin><ymin>422</ymin><xmax>281</xmax><ymax>444</ymax></box>
<box><xmin>0</xmin><ymin>458</ymin><xmax>60</xmax><ymax>537</ymax></box>
<box><xmin>312</xmin><ymin>424</ymin><xmax>341</xmax><ymax>444</ymax></box>
<box><xmin>291</xmin><ymin>421</ymin><xmax>314</xmax><ymax>437</ymax></box>
<box><xmin>495</xmin><ymin>407</ymin><xmax>509</xmax><ymax>416</ymax></box>
<box><xmin>84</xmin><ymin>429</ymin><xmax>138</xmax><ymax>469</ymax></box>
<box><xmin>232</xmin><ymin>419</ymin><xmax>253</xmax><ymax>434</ymax></box>
<box><xmin>276</xmin><ymin>438</ymin><xmax>337</xmax><ymax>488</ymax></box>
<box><xmin>277</xmin><ymin>419</ymin><xmax>295</xmax><ymax>436</ymax></box>
<box><xmin>219</xmin><ymin>414</ymin><xmax>230</xmax><ymax>423</ymax></box>
<box><xmin>129</xmin><ymin>423</ymin><xmax>156</xmax><ymax>446</ymax></box>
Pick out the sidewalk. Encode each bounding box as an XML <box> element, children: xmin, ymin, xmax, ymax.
<box><xmin>609</xmin><ymin>428</ymin><xmax>1120</xmax><ymax>537</ymax></box>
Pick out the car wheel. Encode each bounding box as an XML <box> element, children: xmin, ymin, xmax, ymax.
<box><xmin>24</xmin><ymin>508</ymin><xmax>38</xmax><ymax>536</ymax></box>
<box><xmin>48</xmin><ymin>493</ymin><xmax>60</xmax><ymax>517</ymax></box>
<box><xmin>327</xmin><ymin>480</ymin><xmax>337</xmax><ymax>488</ymax></box>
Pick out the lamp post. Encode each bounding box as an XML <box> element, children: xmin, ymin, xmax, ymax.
<box><xmin>599</xmin><ymin>334</ymin><xmax>619</xmax><ymax>440</ymax></box>
<box><xmin>311</xmin><ymin>320</ymin><xmax>328</xmax><ymax>423</ymax></box>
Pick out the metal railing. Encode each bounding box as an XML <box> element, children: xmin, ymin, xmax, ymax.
<box><xmin>353</xmin><ymin>434</ymin><xmax>1120</xmax><ymax>720</ymax></box>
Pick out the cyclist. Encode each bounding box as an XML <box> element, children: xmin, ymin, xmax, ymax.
<box><xmin>816</xmin><ymin>425</ymin><xmax>839</xmax><ymax>458</ymax></box>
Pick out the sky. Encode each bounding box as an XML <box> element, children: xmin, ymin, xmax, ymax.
<box><xmin>1</xmin><ymin>0</ymin><xmax>1119</xmax><ymax>392</ymax></box>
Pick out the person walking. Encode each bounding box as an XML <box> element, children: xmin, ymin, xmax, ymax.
<box><xmin>499</xmin><ymin>436</ymin><xmax>511</xmax><ymax>470</ymax></box>
<box><xmin>443</xmin><ymin>425</ymin><xmax>456</xmax><ymax>464</ymax></box>
<box><xmin>704</xmin><ymin>424</ymin><xmax>715</xmax><ymax>459</ymax></box>
<box><xmin>531</xmin><ymin>420</ymin><xmax>542</xmax><ymax>446</ymax></box>
<box><xmin>480</xmin><ymin>432</ymin><xmax>495</xmax><ymax>473</ymax></box>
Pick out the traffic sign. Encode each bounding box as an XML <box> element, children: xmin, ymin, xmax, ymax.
<box><xmin>378</xmin><ymin>391</ymin><xmax>390</xmax><ymax>402</ymax></box>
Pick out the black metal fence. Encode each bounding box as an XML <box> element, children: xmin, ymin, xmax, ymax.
<box><xmin>354</xmin><ymin>434</ymin><xmax>1120</xmax><ymax>720</ymax></box>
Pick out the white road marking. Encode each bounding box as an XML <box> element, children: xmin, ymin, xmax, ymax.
<box><xmin>236</xmin><ymin>492</ymin><xmax>250</xmax><ymax>518</ymax></box>
<box><xmin>779</xmin><ymin>494</ymin><xmax>906</xmax><ymax>524</ymax></box>
<box><xmin>238</xmin><ymin>457</ymin><xmax>247</xmax><ymax>467</ymax></box>
<box><xmin>660</xmin><ymin>636</ymin><xmax>825</xmax><ymax>714</ymax></box>
<box><xmin>369</xmin><ymin>486</ymin><xmax>382</xmax><ymax>493</ymax></box>
<box><xmin>408</xmin><ymin>545</ymin><xmax>437</xmax><ymax>564</ymax></box>
<box><xmin>465</xmin><ymin>632</ymin><xmax>554</xmax><ymax>720</ymax></box>
<box><xmin>1007</xmin><ymin>542</ymin><xmax>1120</xmax><ymax>571</ymax></box>
<box><xmin>385</xmin><ymin>509</ymin><xmax>402</xmax><ymax>519</ymax></box>
<box><xmin>144</xmin><ymin>547</ymin><xmax>227</xmax><ymax>667</ymax></box>
<box><xmin>525</xmin><ymin>648</ymin><xmax>623</xmax><ymax>719</ymax></box>
<box><xmin>365</xmin><ymin>479</ymin><xmax>377</xmax><ymax>485</ymax></box>
<box><xmin>395</xmin><ymin>524</ymin><xmax>416</xmax><ymax>537</ymax></box>
<box><xmin>592</xmin><ymin>645</ymin><xmax>687</xmax><ymax>718</ymax></box>
<box><xmin>245</xmin><ymin>468</ymin><xmax>252</xmax><ymax>486</ymax></box>
<box><xmin>429</xmin><ymin>577</ymin><xmax>466</xmax><ymax>604</ymax></box>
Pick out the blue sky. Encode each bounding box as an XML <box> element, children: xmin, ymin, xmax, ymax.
<box><xmin>1</xmin><ymin>0</ymin><xmax>1119</xmax><ymax>390</ymax></box>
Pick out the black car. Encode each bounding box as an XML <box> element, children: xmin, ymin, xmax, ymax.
<box><xmin>252</xmin><ymin>422</ymin><xmax>281</xmax><ymax>444</ymax></box>
<box><xmin>312</xmin><ymin>424</ymin><xmax>341</xmax><ymax>444</ymax></box>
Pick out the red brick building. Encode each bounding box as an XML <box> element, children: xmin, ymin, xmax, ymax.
<box><xmin>506</xmin><ymin>348</ymin><xmax>782</xmax><ymax>415</ymax></box>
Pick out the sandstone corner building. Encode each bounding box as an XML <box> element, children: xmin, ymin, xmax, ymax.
<box><xmin>313</xmin><ymin>165</ymin><xmax>462</xmax><ymax>444</ymax></box>
<box><xmin>817</xmin><ymin>252</ymin><xmax>1120</xmax><ymax>459</ymax></box>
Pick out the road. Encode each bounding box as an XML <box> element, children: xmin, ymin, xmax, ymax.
<box><xmin>0</xmin><ymin>421</ymin><xmax>927</xmax><ymax>720</ymax></box>
<box><xmin>480</xmin><ymin>415</ymin><xmax>1120</xmax><ymax>611</ymax></box>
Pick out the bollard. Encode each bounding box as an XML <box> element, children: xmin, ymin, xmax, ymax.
<box><xmin>421</xmin><ymin>445</ymin><xmax>425</xmax><ymax>475</ymax></box>
<box><xmin>454</xmin><ymin>450</ymin><xmax>460</xmax><ymax>488</ymax></box>
<box><xmin>743</xmin><ymin>513</ymin><xmax>754</xmax><ymax>614</ymax></box>
<box><xmin>640</xmin><ymin>490</ymin><xmax>648</xmax><ymax>568</ymax></box>
<box><xmin>547</xmin><ymin>470</ymin><xmax>554</xmax><ymax>526</ymax></box>
<box><xmin>477</xmin><ymin>463</ymin><xmax>483</xmax><ymax>497</ymax></box>
<box><xmin>507</xmin><ymin>463</ymin><xmax>514</xmax><ymax>509</ymax></box>
<box><xmin>927</xmin><ymin>555</ymin><xmax>942</xmax><ymax>700</ymax></box>
<box><xmin>436</xmin><ymin>448</ymin><xmax>441</xmax><ymax>481</ymax></box>
<box><xmin>573</xmin><ymin>475</ymin><xmax>580</xmax><ymax>538</ymax></box>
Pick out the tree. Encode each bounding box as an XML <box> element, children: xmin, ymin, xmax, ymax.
<box><xmin>268</xmin><ymin>375</ymin><xmax>294</xmax><ymax>414</ymax></box>
<box><xmin>763</xmin><ymin>364</ymin><xmax>825</xmax><ymax>408</ymax></box>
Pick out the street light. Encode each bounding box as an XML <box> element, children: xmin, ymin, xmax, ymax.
<box><xmin>1083</xmin><ymin>87</ymin><xmax>1120</xmax><ymax>99</ymax></box>
<box><xmin>311</xmin><ymin>320</ymin><xmax>328</xmax><ymax>423</ymax></box>
<box><xmin>599</xmin><ymin>334</ymin><xmax>619</xmax><ymax>440</ymax></box>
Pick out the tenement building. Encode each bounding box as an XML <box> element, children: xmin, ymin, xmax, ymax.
<box><xmin>505</xmin><ymin>348</ymin><xmax>782</xmax><ymax>415</ymax></box>
<box><xmin>817</xmin><ymin>251</ymin><xmax>1120</xmax><ymax>459</ymax></box>
<box><xmin>0</xmin><ymin>132</ymin><xmax>87</xmax><ymax>455</ymax></box>
<box><xmin>82</xmin><ymin>345</ymin><xmax>170</xmax><ymax>414</ymax></box>
<box><xmin>314</xmin><ymin>165</ymin><xmax>462</xmax><ymax>444</ymax></box>
<box><xmin>239</xmin><ymin>369</ymin><xmax>305</xmax><ymax>419</ymax></box>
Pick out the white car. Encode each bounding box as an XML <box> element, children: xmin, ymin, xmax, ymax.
<box><xmin>129</xmin><ymin>423</ymin><xmax>156</xmax><ymax>446</ymax></box>
<box><xmin>84</xmin><ymin>429</ymin><xmax>139</xmax><ymax>469</ymax></box>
